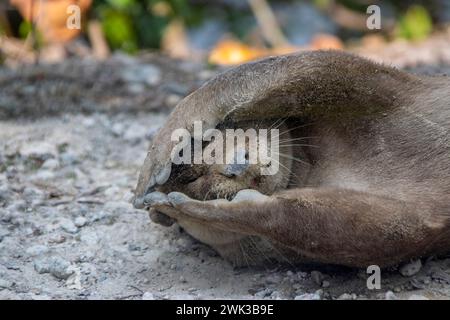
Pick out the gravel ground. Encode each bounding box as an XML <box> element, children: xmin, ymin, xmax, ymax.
<box><xmin>1</xmin><ymin>55</ymin><xmax>450</xmax><ymax>300</ymax></box>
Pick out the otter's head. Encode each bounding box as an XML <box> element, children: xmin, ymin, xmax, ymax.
<box><xmin>159</xmin><ymin>120</ymin><xmax>293</xmax><ymax>201</ymax></box>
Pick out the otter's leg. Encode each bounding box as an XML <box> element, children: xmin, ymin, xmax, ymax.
<box><xmin>145</xmin><ymin>189</ymin><xmax>448</xmax><ymax>267</ymax></box>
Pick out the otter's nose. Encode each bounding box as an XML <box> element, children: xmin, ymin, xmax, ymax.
<box><xmin>222</xmin><ymin>149</ymin><xmax>249</xmax><ymax>177</ymax></box>
<box><xmin>223</xmin><ymin>163</ymin><xmax>248</xmax><ymax>177</ymax></box>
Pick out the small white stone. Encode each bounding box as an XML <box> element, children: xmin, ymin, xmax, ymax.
<box><xmin>26</xmin><ymin>245</ymin><xmax>49</xmax><ymax>256</ymax></box>
<box><xmin>82</xmin><ymin>118</ymin><xmax>96</xmax><ymax>127</ymax></box>
<box><xmin>41</xmin><ymin>158</ymin><xmax>60</xmax><ymax>170</ymax></box>
<box><xmin>399</xmin><ymin>259</ymin><xmax>422</xmax><ymax>277</ymax></box>
<box><xmin>20</xmin><ymin>142</ymin><xmax>57</xmax><ymax>160</ymax></box>
<box><xmin>74</xmin><ymin>217</ymin><xmax>87</xmax><ymax>227</ymax></box>
<box><xmin>31</xmin><ymin>170</ymin><xmax>55</xmax><ymax>181</ymax></box>
<box><xmin>111</xmin><ymin>123</ymin><xmax>125</xmax><ymax>137</ymax></box>
<box><xmin>385</xmin><ymin>291</ymin><xmax>397</xmax><ymax>300</ymax></box>
<box><xmin>337</xmin><ymin>293</ymin><xmax>353</xmax><ymax>300</ymax></box>
<box><xmin>408</xmin><ymin>294</ymin><xmax>429</xmax><ymax>300</ymax></box>
<box><xmin>123</xmin><ymin>124</ymin><xmax>148</xmax><ymax>144</ymax></box>
<box><xmin>294</xmin><ymin>293</ymin><xmax>321</xmax><ymax>300</ymax></box>
<box><xmin>60</xmin><ymin>219</ymin><xmax>78</xmax><ymax>234</ymax></box>
<box><xmin>142</xmin><ymin>292</ymin><xmax>155</xmax><ymax>300</ymax></box>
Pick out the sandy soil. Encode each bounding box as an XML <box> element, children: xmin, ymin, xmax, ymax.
<box><xmin>1</xmin><ymin>54</ymin><xmax>450</xmax><ymax>300</ymax></box>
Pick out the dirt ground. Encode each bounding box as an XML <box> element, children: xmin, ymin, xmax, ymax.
<box><xmin>1</xmin><ymin>52</ymin><xmax>450</xmax><ymax>300</ymax></box>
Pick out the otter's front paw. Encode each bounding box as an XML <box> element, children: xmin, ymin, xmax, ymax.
<box><xmin>142</xmin><ymin>191</ymin><xmax>200</xmax><ymax>228</ymax></box>
<box><xmin>166</xmin><ymin>190</ymin><xmax>269</xmax><ymax>223</ymax></box>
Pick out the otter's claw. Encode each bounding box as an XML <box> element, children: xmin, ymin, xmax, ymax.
<box><xmin>144</xmin><ymin>191</ymin><xmax>171</xmax><ymax>207</ymax></box>
<box><xmin>155</xmin><ymin>163</ymin><xmax>172</xmax><ymax>185</ymax></box>
<box><xmin>167</xmin><ymin>192</ymin><xmax>194</xmax><ymax>206</ymax></box>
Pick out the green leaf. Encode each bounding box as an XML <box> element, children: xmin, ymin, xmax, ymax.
<box><xmin>18</xmin><ymin>21</ymin><xmax>33</xmax><ymax>39</ymax></box>
<box><xmin>396</xmin><ymin>5</ymin><xmax>432</xmax><ymax>41</ymax></box>
<box><xmin>101</xmin><ymin>9</ymin><xmax>138</xmax><ymax>52</ymax></box>
<box><xmin>106</xmin><ymin>0</ymin><xmax>136</xmax><ymax>10</ymax></box>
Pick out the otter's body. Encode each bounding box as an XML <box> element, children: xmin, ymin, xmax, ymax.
<box><xmin>135</xmin><ymin>51</ymin><xmax>450</xmax><ymax>267</ymax></box>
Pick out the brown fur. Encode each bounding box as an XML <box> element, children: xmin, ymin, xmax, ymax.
<box><xmin>134</xmin><ymin>50</ymin><xmax>450</xmax><ymax>268</ymax></box>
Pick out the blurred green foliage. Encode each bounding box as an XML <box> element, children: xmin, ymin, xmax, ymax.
<box><xmin>18</xmin><ymin>20</ymin><xmax>32</xmax><ymax>38</ymax></box>
<box><xmin>0</xmin><ymin>0</ymin><xmax>441</xmax><ymax>53</ymax></box>
<box><xmin>396</xmin><ymin>5</ymin><xmax>433</xmax><ymax>41</ymax></box>
<box><xmin>90</xmin><ymin>0</ymin><xmax>440</xmax><ymax>52</ymax></box>
<box><xmin>93</xmin><ymin>0</ymin><xmax>209</xmax><ymax>52</ymax></box>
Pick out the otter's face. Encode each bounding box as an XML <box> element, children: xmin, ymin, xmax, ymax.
<box><xmin>161</xmin><ymin>121</ymin><xmax>293</xmax><ymax>201</ymax></box>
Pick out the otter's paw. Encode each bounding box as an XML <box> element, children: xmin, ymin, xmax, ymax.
<box><xmin>143</xmin><ymin>191</ymin><xmax>179</xmax><ymax>226</ymax></box>
<box><xmin>165</xmin><ymin>190</ymin><xmax>271</xmax><ymax>231</ymax></box>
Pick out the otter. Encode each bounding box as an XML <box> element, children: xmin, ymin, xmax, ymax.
<box><xmin>133</xmin><ymin>50</ymin><xmax>450</xmax><ymax>268</ymax></box>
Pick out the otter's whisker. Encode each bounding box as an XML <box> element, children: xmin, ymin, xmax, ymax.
<box><xmin>274</xmin><ymin>152</ymin><xmax>311</xmax><ymax>167</ymax></box>
<box><xmin>238</xmin><ymin>240</ymin><xmax>252</xmax><ymax>268</ymax></box>
<box><xmin>203</xmin><ymin>189</ymin><xmax>212</xmax><ymax>201</ymax></box>
<box><xmin>277</xmin><ymin>144</ymin><xmax>319</xmax><ymax>148</ymax></box>
<box><xmin>274</xmin><ymin>122</ymin><xmax>316</xmax><ymax>138</ymax></box>
<box><xmin>278</xmin><ymin>136</ymin><xmax>319</xmax><ymax>143</ymax></box>
<box><xmin>270</xmin><ymin>158</ymin><xmax>302</xmax><ymax>183</ymax></box>
<box><xmin>248</xmin><ymin>237</ymin><xmax>273</xmax><ymax>269</ymax></box>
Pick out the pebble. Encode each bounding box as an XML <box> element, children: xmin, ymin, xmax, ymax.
<box><xmin>429</xmin><ymin>267</ymin><xmax>450</xmax><ymax>284</ymax></box>
<box><xmin>23</xmin><ymin>187</ymin><xmax>44</xmax><ymax>201</ymax></box>
<box><xmin>408</xmin><ymin>294</ymin><xmax>429</xmax><ymax>300</ymax></box>
<box><xmin>111</xmin><ymin>123</ymin><xmax>125</xmax><ymax>137</ymax></box>
<box><xmin>20</xmin><ymin>142</ymin><xmax>57</xmax><ymax>160</ymax></box>
<box><xmin>294</xmin><ymin>292</ymin><xmax>321</xmax><ymax>300</ymax></box>
<box><xmin>121</xmin><ymin>64</ymin><xmax>161</xmax><ymax>86</ymax></box>
<box><xmin>142</xmin><ymin>292</ymin><xmax>156</xmax><ymax>300</ymax></box>
<box><xmin>254</xmin><ymin>288</ymin><xmax>273</xmax><ymax>298</ymax></box>
<box><xmin>337</xmin><ymin>293</ymin><xmax>354</xmax><ymax>300</ymax></box>
<box><xmin>0</xmin><ymin>227</ymin><xmax>10</xmax><ymax>242</ymax></box>
<box><xmin>311</xmin><ymin>270</ymin><xmax>325</xmax><ymax>286</ymax></box>
<box><xmin>127</xmin><ymin>83</ymin><xmax>145</xmax><ymax>94</ymax></box>
<box><xmin>41</xmin><ymin>158</ymin><xmax>59</xmax><ymax>170</ymax></box>
<box><xmin>0</xmin><ymin>279</ymin><xmax>13</xmax><ymax>289</ymax></box>
<box><xmin>26</xmin><ymin>245</ymin><xmax>49</xmax><ymax>256</ymax></box>
<box><xmin>74</xmin><ymin>217</ymin><xmax>87</xmax><ymax>228</ymax></box>
<box><xmin>82</xmin><ymin>118</ymin><xmax>96</xmax><ymax>127</ymax></box>
<box><xmin>165</xmin><ymin>94</ymin><xmax>182</xmax><ymax>107</ymax></box>
<box><xmin>60</xmin><ymin>219</ymin><xmax>78</xmax><ymax>234</ymax></box>
<box><xmin>399</xmin><ymin>259</ymin><xmax>422</xmax><ymax>277</ymax></box>
<box><xmin>59</xmin><ymin>152</ymin><xmax>79</xmax><ymax>166</ymax></box>
<box><xmin>31</xmin><ymin>170</ymin><xmax>55</xmax><ymax>181</ymax></box>
<box><xmin>265</xmin><ymin>274</ymin><xmax>282</xmax><ymax>285</ymax></box>
<box><xmin>34</xmin><ymin>256</ymin><xmax>74</xmax><ymax>280</ymax></box>
<box><xmin>123</xmin><ymin>124</ymin><xmax>148</xmax><ymax>144</ymax></box>
<box><xmin>385</xmin><ymin>291</ymin><xmax>397</xmax><ymax>300</ymax></box>
<box><xmin>48</xmin><ymin>234</ymin><xmax>66</xmax><ymax>244</ymax></box>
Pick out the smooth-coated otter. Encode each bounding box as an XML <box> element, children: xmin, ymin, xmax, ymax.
<box><xmin>134</xmin><ymin>50</ymin><xmax>450</xmax><ymax>268</ymax></box>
